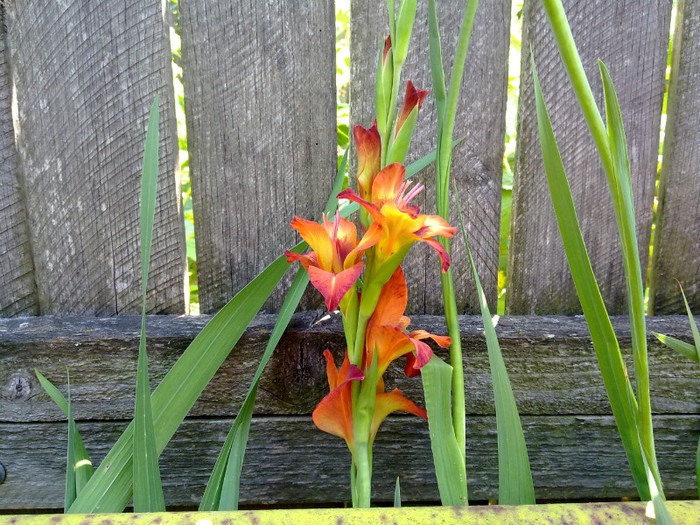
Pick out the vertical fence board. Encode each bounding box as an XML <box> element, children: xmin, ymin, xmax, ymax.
<box><xmin>0</xmin><ymin>6</ymin><xmax>37</xmax><ymax>318</ymax></box>
<box><xmin>180</xmin><ymin>0</ymin><xmax>336</xmax><ymax>314</ymax></box>
<box><xmin>351</xmin><ymin>0</ymin><xmax>510</xmax><ymax>314</ymax></box>
<box><xmin>507</xmin><ymin>0</ymin><xmax>672</xmax><ymax>315</ymax></box>
<box><xmin>649</xmin><ymin>0</ymin><xmax>700</xmax><ymax>314</ymax></box>
<box><xmin>6</xmin><ymin>1</ymin><xmax>186</xmax><ymax>315</ymax></box>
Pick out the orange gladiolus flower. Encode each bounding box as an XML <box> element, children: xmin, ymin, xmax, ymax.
<box><xmin>313</xmin><ymin>349</ymin><xmax>426</xmax><ymax>452</ymax></box>
<box><xmin>285</xmin><ymin>211</ymin><xmax>381</xmax><ymax>311</ymax></box>
<box><xmin>338</xmin><ymin>163</ymin><xmax>456</xmax><ymax>273</ymax></box>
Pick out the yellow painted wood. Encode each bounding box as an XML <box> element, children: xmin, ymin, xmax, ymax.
<box><xmin>1</xmin><ymin>501</ymin><xmax>699</xmax><ymax>525</ymax></box>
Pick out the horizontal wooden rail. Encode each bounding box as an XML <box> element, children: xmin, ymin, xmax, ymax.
<box><xmin>0</xmin><ymin>314</ymin><xmax>698</xmax><ymax>510</ymax></box>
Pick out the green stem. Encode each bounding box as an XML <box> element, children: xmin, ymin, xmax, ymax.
<box><xmin>540</xmin><ymin>0</ymin><xmax>660</xmax><ymax>493</ymax></box>
<box><xmin>441</xmin><ymin>263</ymin><xmax>465</xmax><ymax>458</ymax></box>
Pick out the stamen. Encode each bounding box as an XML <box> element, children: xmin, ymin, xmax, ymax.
<box><xmin>332</xmin><ymin>209</ymin><xmax>340</xmax><ymax>240</ymax></box>
<box><xmin>402</xmin><ymin>182</ymin><xmax>425</xmax><ymax>205</ymax></box>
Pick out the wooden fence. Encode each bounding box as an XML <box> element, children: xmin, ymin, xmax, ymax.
<box><xmin>0</xmin><ymin>0</ymin><xmax>698</xmax><ymax>511</ymax></box>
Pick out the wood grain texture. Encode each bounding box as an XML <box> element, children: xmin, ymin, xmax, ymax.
<box><xmin>350</xmin><ymin>0</ymin><xmax>510</xmax><ymax>314</ymax></box>
<box><xmin>2</xmin><ymin>314</ymin><xmax>698</xmax><ymax>423</ymax></box>
<box><xmin>179</xmin><ymin>0</ymin><xmax>336</xmax><ymax>314</ymax></box>
<box><xmin>649</xmin><ymin>0</ymin><xmax>700</xmax><ymax>315</ymax></box>
<box><xmin>508</xmin><ymin>0</ymin><xmax>672</xmax><ymax>314</ymax></box>
<box><xmin>0</xmin><ymin>5</ymin><xmax>38</xmax><ymax>318</ymax></box>
<box><xmin>5</xmin><ymin>0</ymin><xmax>186</xmax><ymax>315</ymax></box>
<box><xmin>0</xmin><ymin>415</ymin><xmax>697</xmax><ymax>510</ymax></box>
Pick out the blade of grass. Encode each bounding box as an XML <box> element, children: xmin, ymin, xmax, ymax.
<box><xmin>68</xmin><ymin>144</ymin><xmax>445</xmax><ymax>513</ymax></box>
<box><xmin>652</xmin><ymin>333</ymin><xmax>699</xmax><ymax>363</ymax></box>
<box><xmin>35</xmin><ymin>370</ymin><xmax>94</xmax><ymax>495</ymax></box>
<box><xmin>394</xmin><ymin>477</ymin><xmax>401</xmax><ymax>508</ymax></box>
<box><xmin>679</xmin><ymin>284</ymin><xmax>700</xmax><ymax>355</ymax></box>
<box><xmin>201</xmin><ymin>267</ymin><xmax>309</xmax><ymax>510</ymax></box>
<box><xmin>133</xmin><ymin>94</ymin><xmax>165</xmax><ymax>512</ymax></box>
<box><xmin>65</xmin><ymin>371</ymin><xmax>76</xmax><ymax>511</ymax></box>
<box><xmin>454</xmin><ymin>182</ymin><xmax>535</xmax><ymax>505</ymax></box>
<box><xmin>531</xmin><ymin>54</ymin><xmax>650</xmax><ymax>500</ymax></box>
<box><xmin>600</xmin><ymin>62</ymin><xmax>661</xmax><ymax>492</ymax></box>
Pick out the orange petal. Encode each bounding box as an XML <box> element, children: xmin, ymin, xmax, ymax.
<box><xmin>323</xmin><ymin>349</ymin><xmax>339</xmax><ymax>389</ymax></box>
<box><xmin>370</xmin><ymin>266</ymin><xmax>408</xmax><ymax>327</ymax></box>
<box><xmin>409</xmin><ymin>330</ymin><xmax>452</xmax><ymax>348</ymax></box>
<box><xmin>371</xmin><ymin>163</ymin><xmax>406</xmax><ymax>206</ymax></box>
<box><xmin>420</xmin><ymin>237</ymin><xmax>451</xmax><ymax>273</ymax></box>
<box><xmin>354</xmin><ymin>122</ymin><xmax>381</xmax><ymax>200</ymax></box>
<box><xmin>308</xmin><ymin>263</ymin><xmax>364</xmax><ymax>312</ymax></box>
<box><xmin>312</xmin><ymin>361</ymin><xmax>363</xmax><ymax>449</ymax></box>
<box><xmin>370</xmin><ymin>388</ymin><xmax>427</xmax><ymax>440</ymax></box>
<box><xmin>367</xmin><ymin>325</ymin><xmax>413</xmax><ymax>375</ymax></box>
<box><xmin>290</xmin><ymin>216</ymin><xmax>334</xmax><ymax>270</ymax></box>
<box><xmin>404</xmin><ymin>353</ymin><xmax>421</xmax><ymax>378</ymax></box>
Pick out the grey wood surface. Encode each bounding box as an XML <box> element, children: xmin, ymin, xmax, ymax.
<box><xmin>0</xmin><ymin>7</ymin><xmax>37</xmax><ymax>318</ymax></box>
<box><xmin>179</xmin><ymin>0</ymin><xmax>336</xmax><ymax>314</ymax></box>
<box><xmin>350</xmin><ymin>0</ymin><xmax>510</xmax><ymax>314</ymax></box>
<box><xmin>0</xmin><ymin>415</ymin><xmax>697</xmax><ymax>511</ymax></box>
<box><xmin>649</xmin><ymin>0</ymin><xmax>700</xmax><ymax>315</ymax></box>
<box><xmin>508</xmin><ymin>0</ymin><xmax>672</xmax><ymax>314</ymax></box>
<box><xmin>4</xmin><ymin>0</ymin><xmax>186</xmax><ymax>316</ymax></box>
<box><xmin>2</xmin><ymin>314</ymin><xmax>698</xmax><ymax>423</ymax></box>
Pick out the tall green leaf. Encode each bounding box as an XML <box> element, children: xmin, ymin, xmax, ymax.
<box><xmin>455</xmin><ymin>184</ymin><xmax>534</xmax><ymax>505</ymax></box>
<box><xmin>200</xmin><ymin>268</ymin><xmax>309</xmax><ymax>510</ymax></box>
<box><xmin>421</xmin><ymin>356</ymin><xmax>468</xmax><ymax>506</ymax></box>
<box><xmin>600</xmin><ymin>63</ymin><xmax>660</xmax><ymax>492</ymax></box>
<box><xmin>64</xmin><ymin>371</ymin><xmax>76</xmax><ymax>511</ymax></box>
<box><xmin>531</xmin><ymin>54</ymin><xmax>650</xmax><ymax>500</ymax></box>
<box><xmin>133</xmin><ymin>95</ymin><xmax>165</xmax><ymax>512</ymax></box>
<box><xmin>35</xmin><ymin>370</ymin><xmax>94</xmax><ymax>500</ymax></box>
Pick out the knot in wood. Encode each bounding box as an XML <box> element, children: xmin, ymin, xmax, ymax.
<box><xmin>9</xmin><ymin>375</ymin><xmax>31</xmax><ymax>402</ymax></box>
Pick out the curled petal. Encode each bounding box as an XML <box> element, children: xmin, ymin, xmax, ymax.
<box><xmin>308</xmin><ymin>262</ymin><xmax>364</xmax><ymax>312</ymax></box>
<box><xmin>284</xmin><ymin>250</ymin><xmax>317</xmax><ymax>270</ymax></box>
<box><xmin>371</xmin><ymin>388</ymin><xmax>427</xmax><ymax>441</ymax></box>
<box><xmin>409</xmin><ymin>338</ymin><xmax>433</xmax><ymax>369</ymax></box>
<box><xmin>409</xmin><ymin>330</ymin><xmax>452</xmax><ymax>348</ymax></box>
<box><xmin>420</xmin><ymin>237</ymin><xmax>451</xmax><ymax>273</ymax></box>
<box><xmin>404</xmin><ymin>353</ymin><xmax>421</xmax><ymax>378</ymax></box>
<box><xmin>414</xmin><ymin>214</ymin><xmax>456</xmax><ymax>240</ymax></box>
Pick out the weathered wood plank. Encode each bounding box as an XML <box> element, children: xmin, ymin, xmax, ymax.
<box><xmin>508</xmin><ymin>0</ymin><xmax>672</xmax><ymax>314</ymax></box>
<box><xmin>179</xmin><ymin>0</ymin><xmax>336</xmax><ymax>314</ymax></box>
<box><xmin>0</xmin><ymin>415</ymin><xmax>697</xmax><ymax>510</ymax></box>
<box><xmin>1</xmin><ymin>314</ymin><xmax>698</xmax><ymax>423</ymax></box>
<box><xmin>0</xmin><ymin>4</ymin><xmax>38</xmax><ymax>318</ymax></box>
<box><xmin>649</xmin><ymin>0</ymin><xmax>700</xmax><ymax>315</ymax></box>
<box><xmin>351</xmin><ymin>0</ymin><xmax>509</xmax><ymax>313</ymax></box>
<box><xmin>5</xmin><ymin>0</ymin><xmax>186</xmax><ymax>315</ymax></box>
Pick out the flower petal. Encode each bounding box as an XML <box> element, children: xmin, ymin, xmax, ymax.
<box><xmin>369</xmin><ymin>266</ymin><xmax>407</xmax><ymax>327</ymax></box>
<box><xmin>289</xmin><ymin>216</ymin><xmax>334</xmax><ymax>270</ymax></box>
<box><xmin>370</xmin><ymin>388</ymin><xmax>427</xmax><ymax>441</ymax></box>
<box><xmin>312</xmin><ymin>356</ymin><xmax>364</xmax><ymax>449</ymax></box>
<box><xmin>308</xmin><ymin>262</ymin><xmax>364</xmax><ymax>312</ymax></box>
